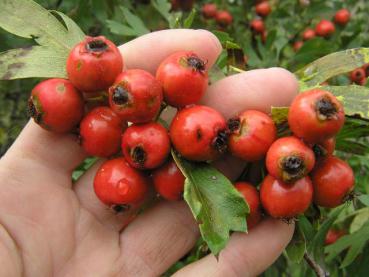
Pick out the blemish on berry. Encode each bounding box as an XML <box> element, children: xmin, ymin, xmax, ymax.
<box><xmin>196</xmin><ymin>128</ymin><xmax>202</xmax><ymax>140</ymax></box>
<box><xmin>56</xmin><ymin>83</ymin><xmax>66</xmax><ymax>93</ymax></box>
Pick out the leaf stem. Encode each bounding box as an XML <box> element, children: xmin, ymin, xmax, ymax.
<box><xmin>303</xmin><ymin>253</ymin><xmax>327</xmax><ymax>277</ymax></box>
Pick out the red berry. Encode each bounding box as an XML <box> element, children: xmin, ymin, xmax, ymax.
<box><xmin>235</xmin><ymin>182</ymin><xmax>262</xmax><ymax>229</ymax></box>
<box><xmin>152</xmin><ymin>159</ymin><xmax>185</xmax><ymax>201</ymax></box>
<box><xmin>293</xmin><ymin>41</ymin><xmax>303</xmax><ymax>52</ymax></box>
<box><xmin>228</xmin><ymin>110</ymin><xmax>276</xmax><ymax>161</ymax></box>
<box><xmin>288</xmin><ymin>89</ymin><xmax>345</xmax><ymax>143</ymax></box>
<box><xmin>250</xmin><ymin>19</ymin><xmax>265</xmax><ymax>34</ymax></box>
<box><xmin>315</xmin><ymin>20</ymin><xmax>335</xmax><ymax>37</ymax></box>
<box><xmin>202</xmin><ymin>3</ymin><xmax>217</xmax><ymax>19</ymax></box>
<box><xmin>350</xmin><ymin>68</ymin><xmax>366</xmax><ymax>85</ymax></box>
<box><xmin>122</xmin><ymin>122</ymin><xmax>170</xmax><ymax>169</ymax></box>
<box><xmin>66</xmin><ymin>36</ymin><xmax>123</xmax><ymax>92</ymax></box>
<box><xmin>94</xmin><ymin>158</ymin><xmax>149</xmax><ymax>206</ymax></box>
<box><xmin>266</xmin><ymin>136</ymin><xmax>315</xmax><ymax>183</ymax></box>
<box><xmin>215</xmin><ymin>10</ymin><xmax>233</xmax><ymax>28</ymax></box>
<box><xmin>311</xmin><ymin>156</ymin><xmax>355</xmax><ymax>208</ymax></box>
<box><xmin>311</xmin><ymin>137</ymin><xmax>336</xmax><ymax>160</ymax></box>
<box><xmin>325</xmin><ymin>228</ymin><xmax>346</xmax><ymax>245</ymax></box>
<box><xmin>109</xmin><ymin>69</ymin><xmax>163</xmax><ymax>123</ymax></box>
<box><xmin>80</xmin><ymin>107</ymin><xmax>127</xmax><ymax>157</ymax></box>
<box><xmin>156</xmin><ymin>51</ymin><xmax>208</xmax><ymax>107</ymax></box>
<box><xmin>302</xmin><ymin>28</ymin><xmax>316</xmax><ymax>41</ymax></box>
<box><xmin>170</xmin><ymin>105</ymin><xmax>228</xmax><ymax>161</ymax></box>
<box><xmin>255</xmin><ymin>1</ymin><xmax>271</xmax><ymax>17</ymax></box>
<box><xmin>28</xmin><ymin>79</ymin><xmax>84</xmax><ymax>133</ymax></box>
<box><xmin>260</xmin><ymin>175</ymin><xmax>313</xmax><ymax>219</ymax></box>
<box><xmin>334</xmin><ymin>9</ymin><xmax>350</xmax><ymax>26</ymax></box>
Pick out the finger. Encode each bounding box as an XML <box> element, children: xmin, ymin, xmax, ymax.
<box><xmin>202</xmin><ymin>67</ymin><xmax>299</xmax><ymax>119</ymax></box>
<box><xmin>119</xmin><ymin>201</ymin><xmax>199</xmax><ymax>276</ymax></box>
<box><xmin>174</xmin><ymin>218</ymin><xmax>294</xmax><ymax>277</ymax></box>
<box><xmin>119</xmin><ymin>29</ymin><xmax>222</xmax><ymax>73</ymax></box>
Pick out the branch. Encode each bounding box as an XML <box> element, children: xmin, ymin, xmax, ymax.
<box><xmin>303</xmin><ymin>253</ymin><xmax>327</xmax><ymax>277</ymax></box>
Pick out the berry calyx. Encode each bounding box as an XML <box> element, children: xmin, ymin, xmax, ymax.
<box><xmin>28</xmin><ymin>79</ymin><xmax>84</xmax><ymax>133</ymax></box>
<box><xmin>266</xmin><ymin>136</ymin><xmax>315</xmax><ymax>183</ymax></box>
<box><xmin>170</xmin><ymin>105</ymin><xmax>228</xmax><ymax>162</ymax></box>
<box><xmin>315</xmin><ymin>20</ymin><xmax>335</xmax><ymax>37</ymax></box>
<box><xmin>122</xmin><ymin>122</ymin><xmax>170</xmax><ymax>169</ymax></box>
<box><xmin>311</xmin><ymin>156</ymin><xmax>355</xmax><ymax>208</ymax></box>
<box><xmin>334</xmin><ymin>9</ymin><xmax>350</xmax><ymax>26</ymax></box>
<box><xmin>228</xmin><ymin>110</ymin><xmax>277</xmax><ymax>161</ymax></box>
<box><xmin>66</xmin><ymin>36</ymin><xmax>123</xmax><ymax>92</ymax></box>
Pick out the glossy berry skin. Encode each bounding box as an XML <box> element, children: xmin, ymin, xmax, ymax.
<box><xmin>202</xmin><ymin>3</ymin><xmax>217</xmax><ymax>19</ymax></box>
<box><xmin>350</xmin><ymin>68</ymin><xmax>366</xmax><ymax>85</ymax></box>
<box><xmin>228</xmin><ymin>110</ymin><xmax>276</xmax><ymax>161</ymax></box>
<box><xmin>260</xmin><ymin>175</ymin><xmax>313</xmax><ymax>219</ymax></box>
<box><xmin>311</xmin><ymin>137</ymin><xmax>336</xmax><ymax>160</ymax></box>
<box><xmin>334</xmin><ymin>9</ymin><xmax>350</xmax><ymax>26</ymax></box>
<box><xmin>250</xmin><ymin>19</ymin><xmax>265</xmax><ymax>34</ymax></box>
<box><xmin>122</xmin><ymin>122</ymin><xmax>170</xmax><ymax>169</ymax></box>
<box><xmin>170</xmin><ymin>105</ymin><xmax>228</xmax><ymax>162</ymax></box>
<box><xmin>94</xmin><ymin>158</ymin><xmax>149</xmax><ymax>206</ymax></box>
<box><xmin>315</xmin><ymin>20</ymin><xmax>335</xmax><ymax>37</ymax></box>
<box><xmin>109</xmin><ymin>69</ymin><xmax>163</xmax><ymax>123</ymax></box>
<box><xmin>66</xmin><ymin>36</ymin><xmax>123</xmax><ymax>92</ymax></box>
<box><xmin>293</xmin><ymin>41</ymin><xmax>303</xmax><ymax>52</ymax></box>
<box><xmin>255</xmin><ymin>1</ymin><xmax>271</xmax><ymax>17</ymax></box>
<box><xmin>311</xmin><ymin>156</ymin><xmax>355</xmax><ymax>208</ymax></box>
<box><xmin>288</xmin><ymin>89</ymin><xmax>345</xmax><ymax>143</ymax></box>
<box><xmin>156</xmin><ymin>51</ymin><xmax>208</xmax><ymax>107</ymax></box>
<box><xmin>325</xmin><ymin>228</ymin><xmax>346</xmax><ymax>245</ymax></box>
<box><xmin>215</xmin><ymin>10</ymin><xmax>233</xmax><ymax>28</ymax></box>
<box><xmin>80</xmin><ymin>107</ymin><xmax>127</xmax><ymax>157</ymax></box>
<box><xmin>302</xmin><ymin>28</ymin><xmax>316</xmax><ymax>41</ymax></box>
<box><xmin>235</xmin><ymin>182</ymin><xmax>262</xmax><ymax>229</ymax></box>
<box><xmin>266</xmin><ymin>136</ymin><xmax>315</xmax><ymax>183</ymax></box>
<box><xmin>28</xmin><ymin>79</ymin><xmax>84</xmax><ymax>133</ymax></box>
<box><xmin>152</xmin><ymin>160</ymin><xmax>185</xmax><ymax>201</ymax></box>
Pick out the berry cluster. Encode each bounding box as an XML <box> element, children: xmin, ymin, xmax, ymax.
<box><xmin>201</xmin><ymin>3</ymin><xmax>233</xmax><ymax>28</ymax></box>
<box><xmin>350</xmin><ymin>63</ymin><xmax>369</xmax><ymax>86</ymax></box>
<box><xmin>28</xmin><ymin>35</ymin><xmax>354</xmax><ymax>229</ymax></box>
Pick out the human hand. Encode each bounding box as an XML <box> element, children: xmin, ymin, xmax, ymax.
<box><xmin>0</xmin><ymin>29</ymin><xmax>297</xmax><ymax>277</ymax></box>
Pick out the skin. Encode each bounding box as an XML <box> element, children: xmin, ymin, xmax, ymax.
<box><xmin>0</xmin><ymin>29</ymin><xmax>297</xmax><ymax>276</ymax></box>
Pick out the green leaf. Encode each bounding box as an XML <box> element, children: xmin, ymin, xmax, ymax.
<box><xmin>120</xmin><ymin>6</ymin><xmax>150</xmax><ymax>36</ymax></box>
<box><xmin>358</xmin><ymin>195</ymin><xmax>369</xmax><ymax>206</ymax></box>
<box><xmin>152</xmin><ymin>0</ymin><xmax>171</xmax><ymax>21</ymax></box>
<box><xmin>172</xmin><ymin>151</ymin><xmax>249</xmax><ymax>255</ymax></box>
<box><xmin>51</xmin><ymin>11</ymin><xmax>85</xmax><ymax>44</ymax></box>
<box><xmin>295</xmin><ymin>48</ymin><xmax>369</xmax><ymax>90</ymax></box>
<box><xmin>183</xmin><ymin>9</ymin><xmax>196</xmax><ymax>28</ymax></box>
<box><xmin>271</xmin><ymin>106</ymin><xmax>289</xmax><ymax>125</ymax></box>
<box><xmin>72</xmin><ymin>157</ymin><xmax>99</xmax><ymax>183</ymax></box>
<box><xmin>106</xmin><ymin>20</ymin><xmax>137</xmax><ymax>36</ymax></box>
<box><xmin>350</xmin><ymin>208</ymin><xmax>369</xmax><ymax>233</ymax></box>
<box><xmin>285</xmin><ymin>223</ymin><xmax>306</xmax><ymax>263</ymax></box>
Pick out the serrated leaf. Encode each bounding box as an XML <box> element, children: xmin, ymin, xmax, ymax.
<box><xmin>172</xmin><ymin>151</ymin><xmax>249</xmax><ymax>255</ymax></box>
<box><xmin>120</xmin><ymin>6</ymin><xmax>149</xmax><ymax>36</ymax></box>
<box><xmin>183</xmin><ymin>9</ymin><xmax>196</xmax><ymax>28</ymax></box>
<box><xmin>106</xmin><ymin>20</ymin><xmax>137</xmax><ymax>36</ymax></box>
<box><xmin>295</xmin><ymin>48</ymin><xmax>369</xmax><ymax>90</ymax></box>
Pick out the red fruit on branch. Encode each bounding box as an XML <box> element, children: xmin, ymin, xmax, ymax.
<box><xmin>170</xmin><ymin>105</ymin><xmax>228</xmax><ymax>162</ymax></box>
<box><xmin>325</xmin><ymin>228</ymin><xmax>346</xmax><ymax>245</ymax></box>
<box><xmin>235</xmin><ymin>182</ymin><xmax>262</xmax><ymax>229</ymax></box>
<box><xmin>255</xmin><ymin>1</ymin><xmax>271</xmax><ymax>17</ymax></box>
<box><xmin>79</xmin><ymin>107</ymin><xmax>126</xmax><ymax>157</ymax></box>
<box><xmin>266</xmin><ymin>136</ymin><xmax>315</xmax><ymax>183</ymax></box>
<box><xmin>109</xmin><ymin>69</ymin><xmax>163</xmax><ymax>123</ymax></box>
<box><xmin>28</xmin><ymin>79</ymin><xmax>84</xmax><ymax>133</ymax></box>
<box><xmin>350</xmin><ymin>68</ymin><xmax>366</xmax><ymax>85</ymax></box>
<box><xmin>311</xmin><ymin>156</ymin><xmax>355</xmax><ymax>208</ymax></box>
<box><xmin>228</xmin><ymin>110</ymin><xmax>276</xmax><ymax>161</ymax></box>
<box><xmin>66</xmin><ymin>36</ymin><xmax>123</xmax><ymax>92</ymax></box>
<box><xmin>215</xmin><ymin>10</ymin><xmax>233</xmax><ymax>28</ymax></box>
<box><xmin>315</xmin><ymin>20</ymin><xmax>335</xmax><ymax>37</ymax></box>
<box><xmin>250</xmin><ymin>19</ymin><xmax>265</xmax><ymax>34</ymax></box>
<box><xmin>288</xmin><ymin>89</ymin><xmax>345</xmax><ymax>143</ymax></box>
<box><xmin>260</xmin><ymin>175</ymin><xmax>313</xmax><ymax>219</ymax></box>
<box><xmin>362</xmin><ymin>63</ymin><xmax>369</xmax><ymax>77</ymax></box>
<box><xmin>293</xmin><ymin>41</ymin><xmax>303</xmax><ymax>52</ymax></box>
<box><xmin>122</xmin><ymin>122</ymin><xmax>170</xmax><ymax>170</ymax></box>
<box><xmin>302</xmin><ymin>28</ymin><xmax>316</xmax><ymax>40</ymax></box>
<box><xmin>334</xmin><ymin>9</ymin><xmax>350</xmax><ymax>26</ymax></box>
<box><xmin>202</xmin><ymin>3</ymin><xmax>217</xmax><ymax>19</ymax></box>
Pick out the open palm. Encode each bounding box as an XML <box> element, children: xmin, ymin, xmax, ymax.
<box><xmin>0</xmin><ymin>30</ymin><xmax>297</xmax><ymax>277</ymax></box>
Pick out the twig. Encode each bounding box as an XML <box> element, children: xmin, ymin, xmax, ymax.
<box><xmin>303</xmin><ymin>253</ymin><xmax>327</xmax><ymax>277</ymax></box>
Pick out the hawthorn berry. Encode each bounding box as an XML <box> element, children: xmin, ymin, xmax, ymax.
<box><xmin>255</xmin><ymin>1</ymin><xmax>271</xmax><ymax>17</ymax></box>
<box><xmin>315</xmin><ymin>20</ymin><xmax>335</xmax><ymax>37</ymax></box>
<box><xmin>28</xmin><ymin>78</ymin><xmax>84</xmax><ymax>133</ymax></box>
<box><xmin>94</xmin><ymin>158</ymin><xmax>149</xmax><ymax>206</ymax></box>
<box><xmin>311</xmin><ymin>156</ymin><xmax>355</xmax><ymax>208</ymax></box>
<box><xmin>266</xmin><ymin>136</ymin><xmax>315</xmax><ymax>183</ymax></box>
<box><xmin>170</xmin><ymin>105</ymin><xmax>228</xmax><ymax>162</ymax></box>
<box><xmin>350</xmin><ymin>68</ymin><xmax>366</xmax><ymax>85</ymax></box>
<box><xmin>66</xmin><ymin>36</ymin><xmax>123</xmax><ymax>92</ymax></box>
<box><xmin>156</xmin><ymin>51</ymin><xmax>208</xmax><ymax>107</ymax></box>
<box><xmin>293</xmin><ymin>41</ymin><xmax>303</xmax><ymax>52</ymax></box>
<box><xmin>202</xmin><ymin>3</ymin><xmax>217</xmax><ymax>19</ymax></box>
<box><xmin>250</xmin><ymin>19</ymin><xmax>265</xmax><ymax>34</ymax></box>
<box><xmin>302</xmin><ymin>28</ymin><xmax>316</xmax><ymax>41</ymax></box>
<box><xmin>122</xmin><ymin>122</ymin><xmax>170</xmax><ymax>169</ymax></box>
<box><xmin>79</xmin><ymin>107</ymin><xmax>127</xmax><ymax>157</ymax></box>
<box><xmin>109</xmin><ymin>69</ymin><xmax>163</xmax><ymax>123</ymax></box>
<box><xmin>235</xmin><ymin>182</ymin><xmax>262</xmax><ymax>229</ymax></box>
<box><xmin>362</xmin><ymin>63</ymin><xmax>369</xmax><ymax>77</ymax></box>
<box><xmin>152</xmin><ymin>159</ymin><xmax>185</xmax><ymax>201</ymax></box>
<box><xmin>325</xmin><ymin>228</ymin><xmax>346</xmax><ymax>245</ymax></box>
<box><xmin>228</xmin><ymin>110</ymin><xmax>276</xmax><ymax>161</ymax></box>
<box><xmin>311</xmin><ymin>137</ymin><xmax>336</xmax><ymax>160</ymax></box>
<box><xmin>260</xmin><ymin>175</ymin><xmax>313</xmax><ymax>219</ymax></box>
<box><xmin>288</xmin><ymin>89</ymin><xmax>345</xmax><ymax>143</ymax></box>
<box><xmin>334</xmin><ymin>9</ymin><xmax>350</xmax><ymax>26</ymax></box>
<box><xmin>215</xmin><ymin>10</ymin><xmax>233</xmax><ymax>28</ymax></box>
